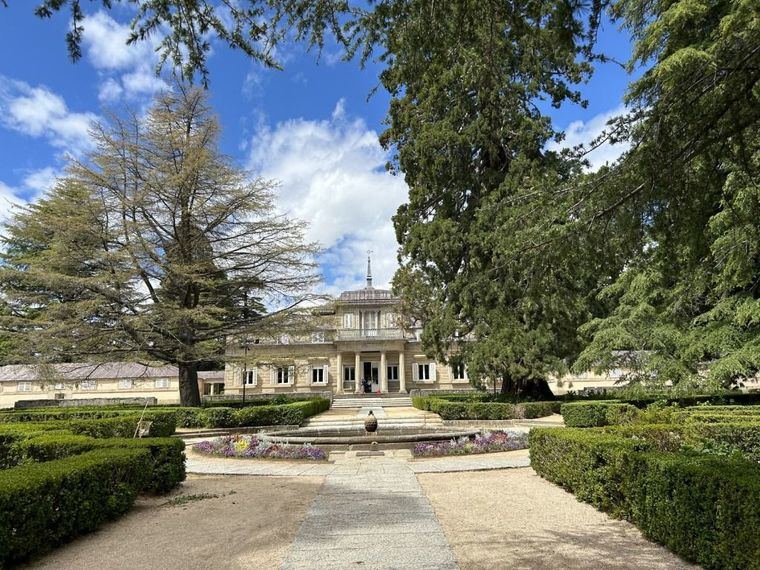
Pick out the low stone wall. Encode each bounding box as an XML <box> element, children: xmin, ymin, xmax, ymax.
<box><xmin>15</xmin><ymin>396</ymin><xmax>158</xmax><ymax>409</ymax></box>
<box><xmin>411</xmin><ymin>389</ymin><xmax>477</xmax><ymax>398</ymax></box>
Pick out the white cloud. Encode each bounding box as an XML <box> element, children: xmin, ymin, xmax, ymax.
<box><xmin>121</xmin><ymin>67</ymin><xmax>169</xmax><ymax>97</ymax></box>
<box><xmin>22</xmin><ymin>167</ymin><xmax>61</xmax><ymax>196</ymax></box>
<box><xmin>0</xmin><ymin>78</ymin><xmax>97</xmax><ymax>153</ymax></box>
<box><xmin>82</xmin><ymin>11</ymin><xmax>156</xmax><ymax>71</ymax></box>
<box><xmin>0</xmin><ymin>181</ymin><xmax>27</xmax><ymax>225</ymax></box>
<box><xmin>98</xmin><ymin>78</ymin><xmax>124</xmax><ymax>103</ymax></box>
<box><xmin>549</xmin><ymin>105</ymin><xmax>630</xmax><ymax>170</ymax></box>
<box><xmin>82</xmin><ymin>11</ymin><xmax>168</xmax><ymax>102</ymax></box>
<box><xmin>247</xmin><ymin>100</ymin><xmax>408</xmax><ymax>293</ymax></box>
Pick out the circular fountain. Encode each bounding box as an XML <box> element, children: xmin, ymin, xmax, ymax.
<box><xmin>258</xmin><ymin>424</ymin><xmax>481</xmax><ymax>449</ymax></box>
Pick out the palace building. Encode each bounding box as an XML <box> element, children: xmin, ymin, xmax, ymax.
<box><xmin>222</xmin><ymin>255</ymin><xmax>471</xmax><ymax>396</ymax></box>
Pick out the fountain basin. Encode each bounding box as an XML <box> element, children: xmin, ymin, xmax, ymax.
<box><xmin>259</xmin><ymin>427</ymin><xmax>481</xmax><ymax>446</ymax></box>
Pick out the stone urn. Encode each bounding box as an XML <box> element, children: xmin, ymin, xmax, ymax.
<box><xmin>364</xmin><ymin>410</ymin><xmax>378</xmax><ymax>433</ymax></box>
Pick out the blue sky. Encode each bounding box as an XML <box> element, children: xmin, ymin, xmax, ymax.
<box><xmin>0</xmin><ymin>4</ymin><xmax>636</xmax><ymax>294</ymax></box>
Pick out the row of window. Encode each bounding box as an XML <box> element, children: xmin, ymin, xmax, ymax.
<box><xmin>242</xmin><ymin>363</ymin><xmax>467</xmax><ymax>386</ymax></box>
<box><xmin>14</xmin><ymin>378</ymin><xmax>171</xmax><ymax>392</ymax></box>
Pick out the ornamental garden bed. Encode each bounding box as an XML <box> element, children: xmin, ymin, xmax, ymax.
<box><xmin>412</xmin><ymin>430</ymin><xmax>528</xmax><ymax>457</ymax></box>
<box><xmin>193</xmin><ymin>434</ymin><xmax>328</xmax><ymax>461</ymax></box>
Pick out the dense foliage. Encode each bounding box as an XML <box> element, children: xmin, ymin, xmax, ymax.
<box><xmin>530</xmin><ymin>422</ymin><xmax>760</xmax><ymax>569</ymax></box>
<box><xmin>572</xmin><ymin>0</ymin><xmax>760</xmax><ymax>388</ymax></box>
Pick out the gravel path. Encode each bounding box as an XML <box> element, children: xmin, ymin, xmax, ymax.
<box><xmin>25</xmin><ymin>475</ymin><xmax>322</xmax><ymax>570</ymax></box>
<box><xmin>418</xmin><ymin>468</ymin><xmax>699</xmax><ymax>570</ymax></box>
<box><xmin>281</xmin><ymin>454</ymin><xmax>458</xmax><ymax>569</ymax></box>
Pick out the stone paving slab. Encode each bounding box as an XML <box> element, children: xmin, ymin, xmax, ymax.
<box><xmin>281</xmin><ymin>457</ymin><xmax>458</xmax><ymax>569</ymax></box>
<box><xmin>283</xmin><ymin>546</ymin><xmax>456</xmax><ymax>569</ymax></box>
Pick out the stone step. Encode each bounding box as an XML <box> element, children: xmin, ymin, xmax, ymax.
<box><xmin>304</xmin><ymin>420</ymin><xmax>444</xmax><ymax>427</ymax></box>
<box><xmin>303</xmin><ymin>420</ymin><xmax>444</xmax><ymax>429</ymax></box>
<box><xmin>331</xmin><ymin>397</ymin><xmax>413</xmax><ymax>408</ymax></box>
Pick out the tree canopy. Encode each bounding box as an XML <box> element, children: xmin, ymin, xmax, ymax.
<box><xmin>8</xmin><ymin>0</ymin><xmax>760</xmax><ymax>393</ymax></box>
<box><xmin>0</xmin><ymin>87</ymin><xmax>320</xmax><ymax>405</ymax></box>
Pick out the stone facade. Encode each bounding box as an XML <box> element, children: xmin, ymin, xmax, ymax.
<box><xmin>224</xmin><ymin>260</ymin><xmax>472</xmax><ymax>396</ymax></box>
<box><xmin>0</xmin><ymin>362</ymin><xmax>223</xmax><ymax>408</ymax></box>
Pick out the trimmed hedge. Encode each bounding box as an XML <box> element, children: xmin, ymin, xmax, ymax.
<box><xmin>0</xmin><ymin>448</ymin><xmax>151</xmax><ymax>566</ymax></box>
<box><xmin>413</xmin><ymin>396</ymin><xmax>559</xmax><ymax>420</ymax></box>
<box><xmin>232</xmin><ymin>398</ymin><xmax>331</xmax><ymax>427</ymax></box>
<box><xmin>0</xmin><ymin>411</ymin><xmax>177</xmax><ymax>437</ymax></box>
<box><xmin>530</xmin><ymin>428</ymin><xmax>760</xmax><ymax>569</ymax></box>
<box><xmin>560</xmin><ymin>401</ymin><xmax>640</xmax><ymax>427</ymax></box>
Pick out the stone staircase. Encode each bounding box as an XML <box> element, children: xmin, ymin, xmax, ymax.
<box><xmin>330</xmin><ymin>395</ymin><xmax>413</xmax><ymax>408</ymax></box>
<box><xmin>303</xmin><ymin>395</ymin><xmax>443</xmax><ymax>430</ymax></box>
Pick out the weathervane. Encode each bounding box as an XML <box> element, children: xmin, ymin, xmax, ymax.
<box><xmin>366</xmin><ymin>249</ymin><xmax>373</xmax><ymax>288</ymax></box>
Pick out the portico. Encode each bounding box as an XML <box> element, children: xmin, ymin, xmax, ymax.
<box><xmin>333</xmin><ymin>345</ymin><xmax>407</xmax><ymax>394</ymax></box>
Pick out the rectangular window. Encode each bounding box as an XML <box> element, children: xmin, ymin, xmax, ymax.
<box><xmin>452</xmin><ymin>363</ymin><xmax>467</xmax><ymax>380</ymax></box>
<box><xmin>343</xmin><ymin>313</ymin><xmax>354</xmax><ymax>328</ymax></box>
<box><xmin>417</xmin><ymin>364</ymin><xmax>431</xmax><ymax>381</ymax></box>
<box><xmin>311</xmin><ymin>331</ymin><xmax>326</xmax><ymax>343</ymax></box>
<box><xmin>277</xmin><ymin>367</ymin><xmax>291</xmax><ymax>384</ymax></box>
<box><xmin>155</xmin><ymin>378</ymin><xmax>170</xmax><ymax>389</ymax></box>
<box><xmin>244</xmin><ymin>369</ymin><xmax>257</xmax><ymax>386</ymax></box>
<box><xmin>17</xmin><ymin>382</ymin><xmax>32</xmax><ymax>392</ymax></box>
<box><xmin>387</xmin><ymin>365</ymin><xmax>399</xmax><ymax>381</ymax></box>
<box><xmin>311</xmin><ymin>367</ymin><xmax>325</xmax><ymax>383</ymax></box>
<box><xmin>343</xmin><ymin>366</ymin><xmax>355</xmax><ymax>381</ymax></box>
<box><xmin>118</xmin><ymin>379</ymin><xmax>134</xmax><ymax>389</ymax></box>
<box><xmin>80</xmin><ymin>380</ymin><xmax>96</xmax><ymax>391</ymax></box>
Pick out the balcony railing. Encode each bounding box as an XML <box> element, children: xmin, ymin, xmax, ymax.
<box><xmin>336</xmin><ymin>328</ymin><xmax>405</xmax><ymax>341</ymax></box>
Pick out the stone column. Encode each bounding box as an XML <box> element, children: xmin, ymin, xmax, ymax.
<box><xmin>336</xmin><ymin>352</ymin><xmax>343</xmax><ymax>394</ymax></box>
<box><xmin>354</xmin><ymin>352</ymin><xmax>362</xmax><ymax>394</ymax></box>
<box><xmin>399</xmin><ymin>350</ymin><xmax>406</xmax><ymax>393</ymax></box>
<box><xmin>380</xmin><ymin>350</ymin><xmax>388</xmax><ymax>393</ymax></box>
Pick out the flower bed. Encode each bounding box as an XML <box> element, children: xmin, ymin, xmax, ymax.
<box><xmin>412</xmin><ymin>430</ymin><xmax>528</xmax><ymax>457</ymax></box>
<box><xmin>193</xmin><ymin>435</ymin><xmax>327</xmax><ymax>461</ymax></box>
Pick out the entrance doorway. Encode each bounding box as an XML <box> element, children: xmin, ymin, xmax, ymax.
<box><xmin>362</xmin><ymin>361</ymin><xmax>379</xmax><ymax>393</ymax></box>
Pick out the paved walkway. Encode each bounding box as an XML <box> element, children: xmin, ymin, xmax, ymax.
<box><xmin>185</xmin><ymin>448</ymin><xmax>531</xmax><ymax>476</ymax></box>
<box><xmin>281</xmin><ymin>455</ymin><xmax>458</xmax><ymax>569</ymax></box>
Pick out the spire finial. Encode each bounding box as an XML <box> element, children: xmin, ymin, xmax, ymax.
<box><xmin>366</xmin><ymin>250</ymin><xmax>373</xmax><ymax>288</ymax></box>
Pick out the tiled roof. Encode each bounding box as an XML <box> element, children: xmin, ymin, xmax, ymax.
<box><xmin>0</xmin><ymin>362</ymin><xmax>179</xmax><ymax>382</ymax></box>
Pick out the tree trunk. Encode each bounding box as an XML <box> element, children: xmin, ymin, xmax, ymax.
<box><xmin>178</xmin><ymin>362</ymin><xmax>202</xmax><ymax>407</ymax></box>
<box><xmin>500</xmin><ymin>373</ymin><xmax>515</xmax><ymax>396</ymax></box>
<box><xmin>500</xmin><ymin>372</ymin><xmax>555</xmax><ymax>401</ymax></box>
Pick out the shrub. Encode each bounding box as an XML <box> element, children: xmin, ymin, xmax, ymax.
<box><xmin>64</xmin><ymin>412</ymin><xmax>177</xmax><ymax>438</ymax></box>
<box><xmin>233</xmin><ymin>398</ymin><xmax>330</xmax><ymax>427</ymax></box>
<box><xmin>172</xmin><ymin>407</ymin><xmax>205</xmax><ymax>428</ymax></box>
<box><xmin>529</xmin><ymin>428</ymin><xmax>760</xmax><ymax>569</ymax></box>
<box><xmin>0</xmin><ymin>448</ymin><xmax>151</xmax><ymax>566</ymax></box>
<box><xmin>412</xmin><ymin>396</ymin><xmax>557</xmax><ymax>420</ymax></box>
<box><xmin>201</xmin><ymin>407</ymin><xmax>236</xmax><ymax>428</ymax></box>
<box><xmin>560</xmin><ymin>402</ymin><xmax>639</xmax><ymax>427</ymax></box>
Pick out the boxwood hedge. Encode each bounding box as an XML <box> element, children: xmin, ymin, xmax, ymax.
<box><xmin>412</xmin><ymin>396</ymin><xmax>559</xmax><ymax>420</ymax></box>
<box><xmin>560</xmin><ymin>401</ymin><xmax>641</xmax><ymax>427</ymax></box>
<box><xmin>530</xmin><ymin>427</ymin><xmax>760</xmax><ymax>569</ymax></box>
<box><xmin>0</xmin><ymin>448</ymin><xmax>152</xmax><ymax>566</ymax></box>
